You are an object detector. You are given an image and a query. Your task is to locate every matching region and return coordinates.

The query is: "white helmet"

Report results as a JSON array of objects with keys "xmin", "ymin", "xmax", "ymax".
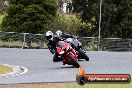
[
  {"xmin": 46, "ymin": 31, "xmax": 53, "ymax": 40},
  {"xmin": 56, "ymin": 30, "xmax": 62, "ymax": 37}
]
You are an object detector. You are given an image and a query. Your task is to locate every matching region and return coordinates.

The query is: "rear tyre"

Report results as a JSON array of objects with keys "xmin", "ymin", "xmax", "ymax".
[
  {"xmin": 68, "ymin": 54, "xmax": 80, "ymax": 68},
  {"xmin": 79, "ymin": 49, "xmax": 89, "ymax": 61}
]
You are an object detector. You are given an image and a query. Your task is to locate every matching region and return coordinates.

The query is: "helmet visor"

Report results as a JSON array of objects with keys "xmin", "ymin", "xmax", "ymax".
[{"xmin": 46, "ymin": 35, "xmax": 52, "ymax": 40}]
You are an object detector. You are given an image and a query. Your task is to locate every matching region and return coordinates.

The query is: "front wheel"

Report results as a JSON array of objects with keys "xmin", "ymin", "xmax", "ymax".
[
  {"xmin": 76, "ymin": 75, "xmax": 86, "ymax": 85},
  {"xmin": 68, "ymin": 54, "xmax": 80, "ymax": 68},
  {"xmin": 53, "ymin": 53, "xmax": 62, "ymax": 62},
  {"xmin": 79, "ymin": 49, "xmax": 89, "ymax": 61}
]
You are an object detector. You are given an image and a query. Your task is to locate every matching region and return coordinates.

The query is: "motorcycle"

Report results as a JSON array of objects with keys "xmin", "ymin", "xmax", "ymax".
[
  {"xmin": 56, "ymin": 41, "xmax": 80, "ymax": 68},
  {"xmin": 64, "ymin": 37, "xmax": 89, "ymax": 61}
]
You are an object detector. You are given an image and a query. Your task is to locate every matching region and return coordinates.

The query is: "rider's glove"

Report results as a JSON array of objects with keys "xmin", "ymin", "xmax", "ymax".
[
  {"xmin": 50, "ymin": 49, "xmax": 55, "ymax": 54},
  {"xmin": 66, "ymin": 45, "xmax": 72, "ymax": 51}
]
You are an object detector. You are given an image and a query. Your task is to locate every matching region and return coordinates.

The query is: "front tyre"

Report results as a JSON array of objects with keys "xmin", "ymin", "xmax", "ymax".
[
  {"xmin": 68, "ymin": 54, "xmax": 80, "ymax": 68},
  {"xmin": 53, "ymin": 53, "xmax": 62, "ymax": 62},
  {"xmin": 76, "ymin": 75, "xmax": 86, "ymax": 85},
  {"xmin": 79, "ymin": 49, "xmax": 89, "ymax": 61}
]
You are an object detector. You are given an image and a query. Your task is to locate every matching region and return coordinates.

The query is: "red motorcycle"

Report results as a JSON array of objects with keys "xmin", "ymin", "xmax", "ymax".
[{"xmin": 56, "ymin": 41, "xmax": 80, "ymax": 68}]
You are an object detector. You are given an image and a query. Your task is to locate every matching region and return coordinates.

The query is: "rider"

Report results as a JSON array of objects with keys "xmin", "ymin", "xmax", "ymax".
[
  {"xmin": 56, "ymin": 30, "xmax": 86, "ymax": 53},
  {"xmin": 56, "ymin": 30, "xmax": 77, "ymax": 49},
  {"xmin": 56, "ymin": 30, "xmax": 74, "ymax": 40},
  {"xmin": 46, "ymin": 31, "xmax": 61, "ymax": 62},
  {"xmin": 46, "ymin": 30, "xmax": 77, "ymax": 62}
]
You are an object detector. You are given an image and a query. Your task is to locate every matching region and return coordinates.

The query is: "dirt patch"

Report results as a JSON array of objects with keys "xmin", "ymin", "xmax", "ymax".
[{"xmin": 0, "ymin": 65, "xmax": 13, "ymax": 74}]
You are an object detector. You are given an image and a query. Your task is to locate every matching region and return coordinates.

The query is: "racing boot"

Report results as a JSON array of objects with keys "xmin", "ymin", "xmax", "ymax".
[{"xmin": 63, "ymin": 60, "xmax": 66, "ymax": 65}]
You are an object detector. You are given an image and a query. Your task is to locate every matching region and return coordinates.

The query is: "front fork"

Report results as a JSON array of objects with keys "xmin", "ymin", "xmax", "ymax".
[{"xmin": 62, "ymin": 49, "xmax": 78, "ymax": 65}]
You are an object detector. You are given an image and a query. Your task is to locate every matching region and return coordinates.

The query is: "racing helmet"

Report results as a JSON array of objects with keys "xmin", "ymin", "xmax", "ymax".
[
  {"xmin": 56, "ymin": 30, "xmax": 62, "ymax": 37},
  {"xmin": 46, "ymin": 31, "xmax": 53, "ymax": 40}
]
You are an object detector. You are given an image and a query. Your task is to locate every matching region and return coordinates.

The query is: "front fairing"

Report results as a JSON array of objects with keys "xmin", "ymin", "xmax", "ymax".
[
  {"xmin": 56, "ymin": 41, "xmax": 78, "ymax": 64},
  {"xmin": 56, "ymin": 41, "xmax": 70, "ymax": 54},
  {"xmin": 65, "ymin": 49, "xmax": 78, "ymax": 63}
]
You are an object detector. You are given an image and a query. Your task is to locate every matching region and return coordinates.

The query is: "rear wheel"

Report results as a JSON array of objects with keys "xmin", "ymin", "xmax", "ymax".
[
  {"xmin": 79, "ymin": 49, "xmax": 89, "ymax": 61},
  {"xmin": 68, "ymin": 54, "xmax": 80, "ymax": 68}
]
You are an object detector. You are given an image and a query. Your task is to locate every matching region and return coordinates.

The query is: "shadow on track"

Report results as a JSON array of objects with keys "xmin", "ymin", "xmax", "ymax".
[{"xmin": 47, "ymin": 65, "xmax": 77, "ymax": 70}]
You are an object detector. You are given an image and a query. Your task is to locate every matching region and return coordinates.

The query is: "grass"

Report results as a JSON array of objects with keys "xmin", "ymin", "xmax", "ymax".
[
  {"xmin": 0, "ymin": 64, "xmax": 13, "ymax": 74},
  {"xmin": 0, "ymin": 83, "xmax": 132, "ymax": 88},
  {"xmin": 67, "ymin": 83, "xmax": 132, "ymax": 88},
  {"xmin": 0, "ymin": 41, "xmax": 24, "ymax": 47},
  {"xmin": 59, "ymin": 13, "xmax": 79, "ymax": 19},
  {"xmin": 0, "ymin": 41, "xmax": 48, "ymax": 48}
]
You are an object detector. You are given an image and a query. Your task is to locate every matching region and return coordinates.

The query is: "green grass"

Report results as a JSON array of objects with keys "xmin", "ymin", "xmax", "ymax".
[
  {"xmin": 0, "ymin": 41, "xmax": 24, "ymax": 46},
  {"xmin": 4, "ymin": 83, "xmax": 132, "ymax": 88},
  {"xmin": 0, "ymin": 41, "xmax": 48, "ymax": 48},
  {"xmin": 67, "ymin": 83, "xmax": 132, "ymax": 88},
  {"xmin": 0, "ymin": 65, "xmax": 13, "ymax": 74}
]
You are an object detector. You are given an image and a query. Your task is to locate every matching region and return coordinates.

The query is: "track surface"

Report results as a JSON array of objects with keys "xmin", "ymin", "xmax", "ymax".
[{"xmin": 0, "ymin": 48, "xmax": 132, "ymax": 84}]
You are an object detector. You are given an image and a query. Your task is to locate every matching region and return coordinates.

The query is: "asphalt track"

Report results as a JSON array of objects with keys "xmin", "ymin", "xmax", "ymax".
[{"xmin": 0, "ymin": 48, "xmax": 132, "ymax": 84}]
